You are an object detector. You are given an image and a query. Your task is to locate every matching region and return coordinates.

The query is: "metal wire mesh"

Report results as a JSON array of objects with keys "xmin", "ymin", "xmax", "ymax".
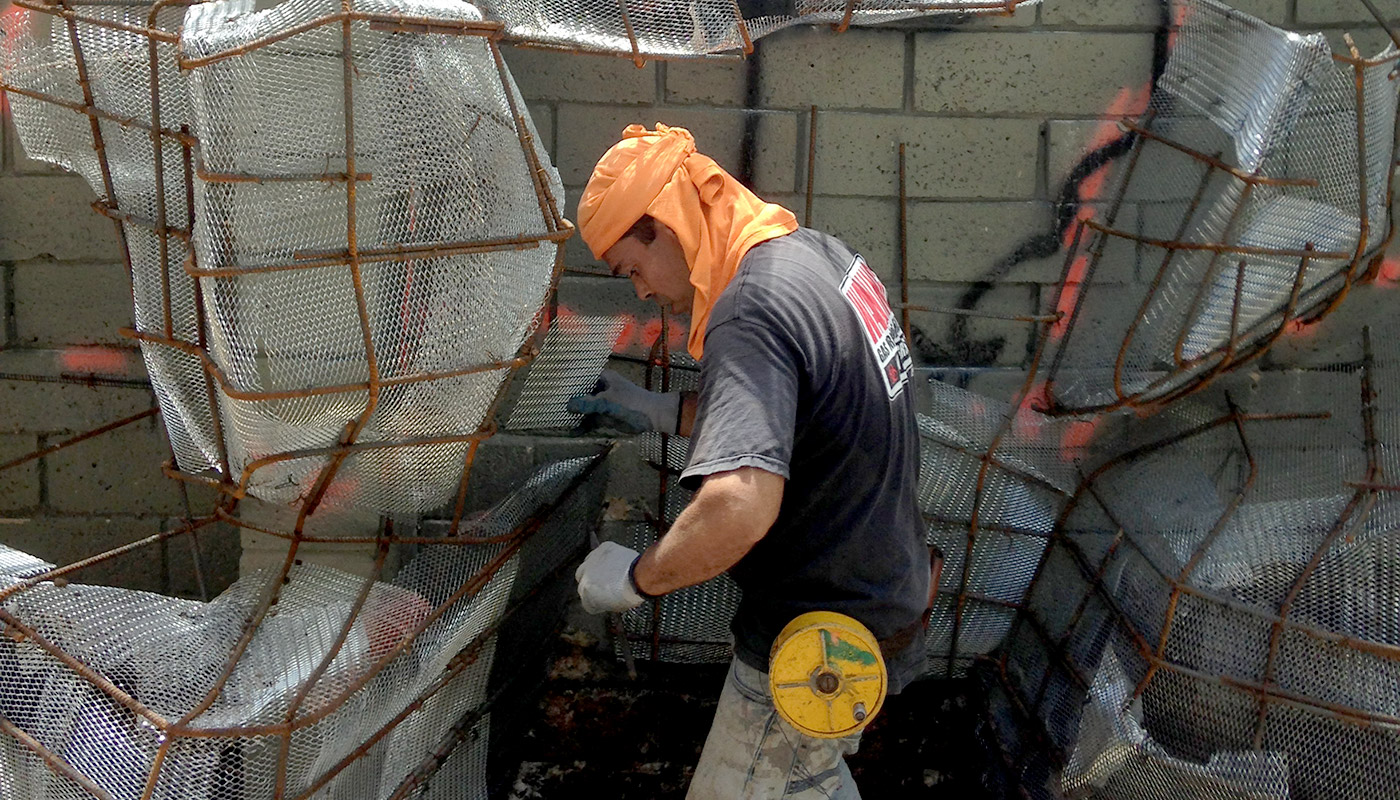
[
  {"xmin": 178, "ymin": 0, "xmax": 567, "ymax": 516},
  {"xmin": 997, "ymin": 318, "xmax": 1400, "ymax": 799},
  {"xmin": 0, "ymin": 451, "xmax": 607, "ymax": 800},
  {"xmin": 492, "ymin": 0, "xmax": 1038, "ymax": 62},
  {"xmin": 918, "ymin": 377, "xmax": 1080, "ymax": 678},
  {"xmin": 1043, "ymin": 0, "xmax": 1400, "ymax": 415},
  {"xmin": 1, "ymin": 0, "xmax": 572, "ymax": 522},
  {"xmin": 1, "ymin": 0, "xmax": 221, "ymax": 483},
  {"xmin": 504, "ymin": 314, "xmax": 628, "ymax": 432}
]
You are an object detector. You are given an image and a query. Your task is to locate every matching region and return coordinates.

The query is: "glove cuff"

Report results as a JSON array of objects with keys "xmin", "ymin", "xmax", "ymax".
[{"xmin": 627, "ymin": 556, "xmax": 663, "ymax": 599}]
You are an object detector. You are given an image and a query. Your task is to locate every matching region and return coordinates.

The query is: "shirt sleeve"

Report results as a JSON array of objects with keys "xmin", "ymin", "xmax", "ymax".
[{"xmin": 679, "ymin": 317, "xmax": 799, "ymax": 491}]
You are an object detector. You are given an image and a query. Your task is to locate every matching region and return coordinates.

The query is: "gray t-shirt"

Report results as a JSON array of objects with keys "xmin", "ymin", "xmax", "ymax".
[{"xmin": 680, "ymin": 228, "xmax": 928, "ymax": 692}]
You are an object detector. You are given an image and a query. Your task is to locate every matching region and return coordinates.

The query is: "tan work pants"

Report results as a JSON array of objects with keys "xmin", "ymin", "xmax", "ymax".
[{"xmin": 686, "ymin": 658, "xmax": 862, "ymax": 799}]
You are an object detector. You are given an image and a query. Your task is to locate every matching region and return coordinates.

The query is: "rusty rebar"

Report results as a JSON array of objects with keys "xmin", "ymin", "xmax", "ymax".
[
  {"xmin": 805, "ymin": 105, "xmax": 817, "ymax": 227},
  {"xmin": 898, "ymin": 141, "xmax": 911, "ymax": 346},
  {"xmin": 0, "ymin": 407, "xmax": 157, "ymax": 474},
  {"xmin": 0, "ymin": 715, "xmax": 116, "ymax": 800}
]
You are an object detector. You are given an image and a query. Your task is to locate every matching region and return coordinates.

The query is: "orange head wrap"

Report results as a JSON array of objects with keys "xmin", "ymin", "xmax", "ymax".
[{"xmin": 576, "ymin": 124, "xmax": 798, "ymax": 360}]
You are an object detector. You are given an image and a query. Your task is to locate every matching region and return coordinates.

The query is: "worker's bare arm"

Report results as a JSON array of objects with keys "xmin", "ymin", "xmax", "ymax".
[
  {"xmin": 678, "ymin": 391, "xmax": 698, "ymax": 438},
  {"xmin": 631, "ymin": 466, "xmax": 783, "ymax": 596}
]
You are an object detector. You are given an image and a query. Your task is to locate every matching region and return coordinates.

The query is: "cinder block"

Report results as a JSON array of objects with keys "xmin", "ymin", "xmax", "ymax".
[
  {"xmin": 905, "ymin": 202, "xmax": 1054, "ymax": 284},
  {"xmin": 808, "ymin": 195, "xmax": 899, "ymax": 279},
  {"xmin": 554, "ymin": 273, "xmax": 658, "ymax": 320},
  {"xmin": 0, "ymin": 176, "xmax": 122, "ymax": 261},
  {"xmin": 1048, "ymin": 120, "xmax": 1210, "ymax": 206},
  {"xmin": 914, "ymin": 32, "xmax": 1154, "ymax": 116},
  {"xmin": 46, "ymin": 421, "xmax": 194, "ymax": 515},
  {"xmin": 0, "ymin": 380, "xmax": 153, "ymax": 434},
  {"xmin": 554, "ymin": 104, "xmax": 798, "ymax": 194},
  {"xmin": 502, "ymin": 46, "xmax": 656, "ymax": 105},
  {"xmin": 906, "ymin": 281, "xmax": 1038, "ymax": 368},
  {"xmin": 526, "ymin": 101, "xmax": 556, "ymax": 163},
  {"xmin": 458, "ymin": 435, "xmax": 536, "ymax": 514},
  {"xmin": 986, "ymin": 202, "xmax": 1141, "ymax": 286},
  {"xmin": 12, "ymin": 258, "xmax": 133, "ymax": 346},
  {"xmin": 755, "ymin": 27, "xmax": 904, "ymax": 111},
  {"xmin": 601, "ymin": 439, "xmax": 662, "ymax": 522},
  {"xmin": 813, "ymin": 113, "xmax": 1039, "ymax": 199},
  {"xmin": 0, "ymin": 514, "xmax": 168, "ymax": 592},
  {"xmin": 1315, "ymin": 28, "xmax": 1398, "ymax": 58},
  {"xmin": 666, "ymin": 59, "xmax": 748, "ymax": 107},
  {"xmin": 1298, "ymin": 0, "xmax": 1400, "ymax": 25},
  {"xmin": 917, "ymin": 5, "xmax": 1037, "ymax": 29},
  {"xmin": 1264, "ymin": 282, "xmax": 1395, "ymax": 369},
  {"xmin": 1043, "ymin": 0, "xmax": 1288, "ymax": 26},
  {"xmin": 960, "ymin": 367, "xmax": 1039, "ymax": 406},
  {"xmin": 0, "ymin": 434, "xmax": 41, "ymax": 511}
]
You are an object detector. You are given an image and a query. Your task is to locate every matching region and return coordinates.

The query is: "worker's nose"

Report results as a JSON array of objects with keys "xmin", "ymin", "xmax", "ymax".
[{"xmin": 631, "ymin": 279, "xmax": 651, "ymax": 302}]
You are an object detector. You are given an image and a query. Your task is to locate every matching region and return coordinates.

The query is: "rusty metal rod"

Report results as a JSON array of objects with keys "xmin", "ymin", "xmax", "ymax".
[
  {"xmin": 0, "ymin": 84, "xmax": 196, "ymax": 145},
  {"xmin": 90, "ymin": 200, "xmax": 191, "ymax": 241},
  {"xmin": 895, "ymin": 302, "xmax": 1061, "ymax": 324},
  {"xmin": 178, "ymin": 12, "xmax": 504, "ymax": 67},
  {"xmin": 121, "ymin": 327, "xmax": 530, "ymax": 401},
  {"xmin": 1119, "ymin": 118, "xmax": 1320, "ymax": 187},
  {"xmin": 0, "ymin": 408, "xmax": 157, "ymax": 474},
  {"xmin": 15, "ymin": 0, "xmax": 179, "ymax": 40},
  {"xmin": 0, "ymin": 715, "xmax": 116, "ymax": 800}
]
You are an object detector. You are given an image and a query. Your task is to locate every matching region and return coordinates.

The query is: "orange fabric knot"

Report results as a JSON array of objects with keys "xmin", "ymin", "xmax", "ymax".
[{"xmin": 576, "ymin": 123, "xmax": 798, "ymax": 359}]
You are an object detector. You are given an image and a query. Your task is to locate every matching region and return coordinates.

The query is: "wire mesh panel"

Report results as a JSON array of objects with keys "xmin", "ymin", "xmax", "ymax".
[
  {"xmin": 1000, "ymin": 321, "xmax": 1400, "ymax": 800},
  {"xmin": 0, "ymin": 451, "xmax": 607, "ymax": 800},
  {"xmin": 173, "ymin": 0, "xmax": 569, "ymax": 516},
  {"xmin": 504, "ymin": 314, "xmax": 628, "ymax": 432},
  {"xmin": 1043, "ymin": 0, "xmax": 1400, "ymax": 415},
  {"xmin": 490, "ymin": 0, "xmax": 1038, "ymax": 61},
  {"xmin": 0, "ymin": 0, "xmax": 224, "ymax": 481},
  {"xmin": 918, "ymin": 377, "xmax": 1080, "ymax": 678}
]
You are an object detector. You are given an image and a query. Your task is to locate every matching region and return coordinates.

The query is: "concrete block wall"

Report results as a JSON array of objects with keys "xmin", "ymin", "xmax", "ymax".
[{"xmin": 1, "ymin": 1, "xmax": 1398, "ymax": 595}]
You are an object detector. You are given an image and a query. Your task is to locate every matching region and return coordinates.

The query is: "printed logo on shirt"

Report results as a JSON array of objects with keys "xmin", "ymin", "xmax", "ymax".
[{"xmin": 839, "ymin": 254, "xmax": 912, "ymax": 401}]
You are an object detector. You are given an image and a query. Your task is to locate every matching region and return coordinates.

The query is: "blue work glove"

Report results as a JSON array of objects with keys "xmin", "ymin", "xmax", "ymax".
[
  {"xmin": 567, "ymin": 369, "xmax": 681, "ymax": 435},
  {"xmin": 575, "ymin": 541, "xmax": 649, "ymax": 614}
]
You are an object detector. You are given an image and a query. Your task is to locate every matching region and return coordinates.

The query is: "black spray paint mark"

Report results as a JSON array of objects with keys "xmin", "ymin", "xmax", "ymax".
[{"xmin": 914, "ymin": 0, "xmax": 1176, "ymax": 367}]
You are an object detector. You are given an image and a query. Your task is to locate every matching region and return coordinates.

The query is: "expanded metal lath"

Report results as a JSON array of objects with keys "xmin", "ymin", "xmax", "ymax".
[
  {"xmin": 1043, "ymin": 0, "xmax": 1400, "ymax": 415},
  {"xmin": 0, "ymin": 452, "xmax": 607, "ymax": 800}
]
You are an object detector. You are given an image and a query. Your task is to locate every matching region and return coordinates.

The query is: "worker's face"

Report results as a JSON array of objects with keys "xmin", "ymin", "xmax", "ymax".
[{"xmin": 603, "ymin": 222, "xmax": 694, "ymax": 316}]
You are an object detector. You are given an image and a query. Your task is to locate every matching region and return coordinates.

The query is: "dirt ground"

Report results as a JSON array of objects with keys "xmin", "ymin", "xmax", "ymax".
[{"xmin": 493, "ymin": 631, "xmax": 1010, "ymax": 799}]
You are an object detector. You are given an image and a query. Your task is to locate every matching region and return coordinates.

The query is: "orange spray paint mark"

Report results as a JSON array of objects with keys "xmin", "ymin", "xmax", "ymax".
[
  {"xmin": 1059, "ymin": 418, "xmax": 1101, "ymax": 462},
  {"xmin": 60, "ymin": 346, "xmax": 128, "ymax": 374},
  {"xmin": 1284, "ymin": 317, "xmax": 1323, "ymax": 338},
  {"xmin": 1373, "ymin": 257, "xmax": 1400, "ymax": 289},
  {"xmin": 1018, "ymin": 381, "xmax": 1053, "ymax": 417}
]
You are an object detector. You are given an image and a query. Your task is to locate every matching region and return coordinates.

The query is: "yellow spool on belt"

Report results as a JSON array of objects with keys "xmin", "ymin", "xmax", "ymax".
[{"xmin": 768, "ymin": 611, "xmax": 887, "ymax": 739}]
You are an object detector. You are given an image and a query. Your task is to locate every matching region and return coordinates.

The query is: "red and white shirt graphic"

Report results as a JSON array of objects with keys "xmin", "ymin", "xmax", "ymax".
[{"xmin": 839, "ymin": 254, "xmax": 912, "ymax": 401}]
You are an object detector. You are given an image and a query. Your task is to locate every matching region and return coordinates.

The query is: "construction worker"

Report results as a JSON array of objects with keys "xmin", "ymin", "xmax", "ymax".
[{"xmin": 569, "ymin": 123, "xmax": 928, "ymax": 799}]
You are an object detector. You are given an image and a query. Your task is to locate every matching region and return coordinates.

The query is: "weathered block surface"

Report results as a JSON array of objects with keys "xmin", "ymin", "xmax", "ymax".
[
  {"xmin": 813, "ymin": 113, "xmax": 1039, "ymax": 199},
  {"xmin": 503, "ymin": 46, "xmax": 656, "ymax": 105},
  {"xmin": 0, "ymin": 176, "xmax": 122, "ymax": 262},
  {"xmin": 0, "ymin": 434, "xmax": 40, "ymax": 511},
  {"xmin": 915, "ymin": 32, "xmax": 1155, "ymax": 116},
  {"xmin": 756, "ymin": 27, "xmax": 905, "ymax": 111},
  {"xmin": 12, "ymin": 258, "xmax": 133, "ymax": 346}
]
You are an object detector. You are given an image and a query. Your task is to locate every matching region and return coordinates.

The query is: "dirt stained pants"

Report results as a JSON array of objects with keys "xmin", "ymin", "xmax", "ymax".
[{"xmin": 686, "ymin": 657, "xmax": 861, "ymax": 799}]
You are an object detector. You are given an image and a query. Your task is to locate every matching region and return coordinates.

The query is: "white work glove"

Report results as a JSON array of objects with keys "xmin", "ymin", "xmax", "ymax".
[
  {"xmin": 575, "ymin": 541, "xmax": 649, "ymax": 614},
  {"xmin": 567, "ymin": 369, "xmax": 681, "ymax": 435}
]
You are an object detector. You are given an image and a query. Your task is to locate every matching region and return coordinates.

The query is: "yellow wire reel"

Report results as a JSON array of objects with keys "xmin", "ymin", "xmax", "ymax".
[{"xmin": 768, "ymin": 611, "xmax": 887, "ymax": 738}]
